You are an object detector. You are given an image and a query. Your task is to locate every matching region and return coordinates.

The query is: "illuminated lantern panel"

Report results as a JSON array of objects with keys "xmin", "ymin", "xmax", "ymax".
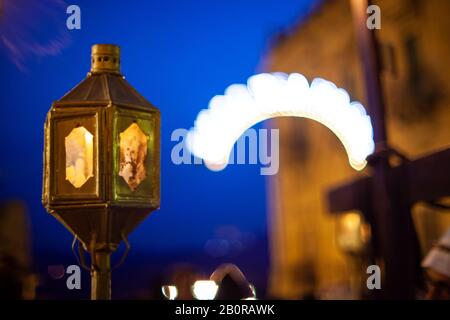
[
  {"xmin": 119, "ymin": 122, "xmax": 148, "ymax": 191},
  {"xmin": 65, "ymin": 126, "xmax": 94, "ymax": 188}
]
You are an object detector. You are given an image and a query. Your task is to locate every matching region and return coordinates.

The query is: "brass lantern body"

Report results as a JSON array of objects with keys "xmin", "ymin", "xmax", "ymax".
[{"xmin": 42, "ymin": 44, "xmax": 160, "ymax": 298}]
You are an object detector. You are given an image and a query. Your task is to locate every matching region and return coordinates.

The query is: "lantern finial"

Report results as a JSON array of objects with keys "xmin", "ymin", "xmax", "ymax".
[{"xmin": 91, "ymin": 44, "xmax": 120, "ymax": 74}]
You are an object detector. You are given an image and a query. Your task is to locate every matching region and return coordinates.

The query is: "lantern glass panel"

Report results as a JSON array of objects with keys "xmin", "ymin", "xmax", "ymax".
[
  {"xmin": 65, "ymin": 126, "xmax": 94, "ymax": 188},
  {"xmin": 119, "ymin": 122, "xmax": 148, "ymax": 191}
]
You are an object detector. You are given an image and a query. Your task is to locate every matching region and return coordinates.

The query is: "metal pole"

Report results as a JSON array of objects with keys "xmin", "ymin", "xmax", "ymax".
[
  {"xmin": 349, "ymin": 0, "xmax": 419, "ymax": 299},
  {"xmin": 91, "ymin": 251, "xmax": 112, "ymax": 300}
]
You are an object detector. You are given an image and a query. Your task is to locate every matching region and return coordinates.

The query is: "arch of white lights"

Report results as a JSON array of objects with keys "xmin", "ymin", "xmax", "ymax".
[{"xmin": 187, "ymin": 73, "xmax": 375, "ymax": 171}]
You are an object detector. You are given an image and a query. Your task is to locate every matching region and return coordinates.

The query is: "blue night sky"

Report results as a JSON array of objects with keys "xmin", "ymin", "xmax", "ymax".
[{"xmin": 0, "ymin": 0, "xmax": 318, "ymax": 261}]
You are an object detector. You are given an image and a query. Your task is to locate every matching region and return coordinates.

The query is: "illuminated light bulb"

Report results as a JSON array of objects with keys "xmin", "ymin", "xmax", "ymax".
[
  {"xmin": 187, "ymin": 73, "xmax": 375, "ymax": 171},
  {"xmin": 161, "ymin": 285, "xmax": 178, "ymax": 300},
  {"xmin": 191, "ymin": 280, "xmax": 219, "ymax": 300}
]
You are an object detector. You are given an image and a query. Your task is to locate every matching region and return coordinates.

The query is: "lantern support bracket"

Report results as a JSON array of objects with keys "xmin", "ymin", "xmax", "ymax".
[
  {"xmin": 112, "ymin": 233, "xmax": 131, "ymax": 271},
  {"xmin": 71, "ymin": 236, "xmax": 90, "ymax": 271}
]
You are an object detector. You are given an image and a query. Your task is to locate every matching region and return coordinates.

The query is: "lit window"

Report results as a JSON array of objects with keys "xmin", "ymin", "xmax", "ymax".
[{"xmin": 65, "ymin": 126, "xmax": 94, "ymax": 188}]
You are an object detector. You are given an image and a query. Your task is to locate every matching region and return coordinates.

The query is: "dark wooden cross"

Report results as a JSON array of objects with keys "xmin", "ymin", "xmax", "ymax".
[
  {"xmin": 326, "ymin": 0, "xmax": 450, "ymax": 299},
  {"xmin": 328, "ymin": 147, "xmax": 450, "ymax": 298}
]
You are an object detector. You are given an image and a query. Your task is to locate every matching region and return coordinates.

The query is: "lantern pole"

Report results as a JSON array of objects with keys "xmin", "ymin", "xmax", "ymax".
[{"xmin": 91, "ymin": 250, "xmax": 112, "ymax": 300}]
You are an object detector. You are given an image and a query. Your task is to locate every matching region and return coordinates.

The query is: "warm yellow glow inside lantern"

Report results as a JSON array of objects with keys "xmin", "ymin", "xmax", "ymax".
[
  {"xmin": 119, "ymin": 122, "xmax": 148, "ymax": 191},
  {"xmin": 65, "ymin": 126, "xmax": 94, "ymax": 188}
]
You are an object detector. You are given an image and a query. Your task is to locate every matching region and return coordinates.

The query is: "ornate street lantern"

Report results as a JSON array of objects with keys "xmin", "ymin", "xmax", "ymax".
[{"xmin": 42, "ymin": 44, "xmax": 160, "ymax": 299}]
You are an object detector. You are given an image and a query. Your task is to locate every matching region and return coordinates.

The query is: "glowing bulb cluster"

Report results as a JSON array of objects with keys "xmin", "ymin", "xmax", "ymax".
[{"xmin": 187, "ymin": 72, "xmax": 374, "ymax": 171}]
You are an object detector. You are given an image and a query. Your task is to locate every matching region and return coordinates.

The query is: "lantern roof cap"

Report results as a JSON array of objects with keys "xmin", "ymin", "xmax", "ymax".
[
  {"xmin": 55, "ymin": 72, "xmax": 158, "ymax": 111},
  {"xmin": 91, "ymin": 44, "xmax": 121, "ymax": 74}
]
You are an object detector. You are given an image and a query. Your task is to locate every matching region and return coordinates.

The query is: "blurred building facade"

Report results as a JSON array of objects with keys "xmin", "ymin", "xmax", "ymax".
[{"xmin": 264, "ymin": 0, "xmax": 450, "ymax": 299}]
